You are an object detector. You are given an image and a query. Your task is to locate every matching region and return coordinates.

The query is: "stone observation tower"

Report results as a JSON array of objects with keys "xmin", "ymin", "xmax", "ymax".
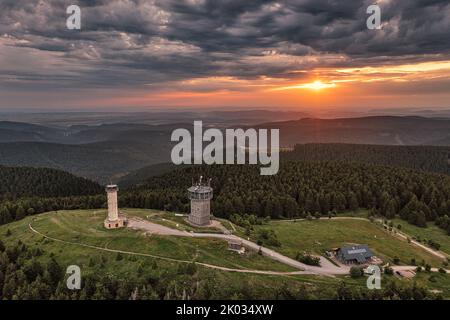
[
  {"xmin": 104, "ymin": 184, "xmax": 127, "ymax": 229},
  {"xmin": 188, "ymin": 176, "xmax": 213, "ymax": 226}
]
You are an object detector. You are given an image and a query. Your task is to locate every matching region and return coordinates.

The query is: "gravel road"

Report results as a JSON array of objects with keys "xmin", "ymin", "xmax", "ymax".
[{"xmin": 128, "ymin": 218, "xmax": 350, "ymax": 275}]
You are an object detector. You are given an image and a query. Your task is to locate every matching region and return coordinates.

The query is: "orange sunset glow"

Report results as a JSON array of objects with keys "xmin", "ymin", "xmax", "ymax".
[
  {"xmin": 0, "ymin": 0, "xmax": 449, "ymax": 113},
  {"xmin": 83, "ymin": 59, "xmax": 450, "ymax": 111}
]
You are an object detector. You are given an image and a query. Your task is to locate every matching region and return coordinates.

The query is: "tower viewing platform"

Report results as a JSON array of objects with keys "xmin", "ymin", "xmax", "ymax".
[
  {"xmin": 188, "ymin": 177, "xmax": 213, "ymax": 226},
  {"xmin": 104, "ymin": 184, "xmax": 127, "ymax": 229}
]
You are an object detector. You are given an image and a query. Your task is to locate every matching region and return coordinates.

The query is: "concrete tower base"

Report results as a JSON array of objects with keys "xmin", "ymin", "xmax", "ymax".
[
  {"xmin": 188, "ymin": 199, "xmax": 211, "ymax": 226},
  {"xmin": 104, "ymin": 215, "xmax": 127, "ymax": 229},
  {"xmin": 188, "ymin": 177, "xmax": 213, "ymax": 227}
]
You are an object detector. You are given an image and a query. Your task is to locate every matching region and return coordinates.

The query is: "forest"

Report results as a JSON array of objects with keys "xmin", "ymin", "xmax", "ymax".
[
  {"xmin": 283, "ymin": 144, "xmax": 450, "ymax": 175},
  {"xmin": 117, "ymin": 143, "xmax": 450, "ymax": 186},
  {"xmin": 2, "ymin": 161, "xmax": 450, "ymax": 236},
  {"xmin": 125, "ymin": 161, "xmax": 450, "ymax": 234},
  {"xmin": 0, "ymin": 166, "xmax": 102, "ymax": 200},
  {"xmin": 0, "ymin": 166, "xmax": 103, "ymax": 225}
]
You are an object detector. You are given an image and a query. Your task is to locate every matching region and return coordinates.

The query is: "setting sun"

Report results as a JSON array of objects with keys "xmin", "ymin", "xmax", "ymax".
[
  {"xmin": 302, "ymin": 80, "xmax": 336, "ymax": 91},
  {"xmin": 272, "ymin": 80, "xmax": 337, "ymax": 92}
]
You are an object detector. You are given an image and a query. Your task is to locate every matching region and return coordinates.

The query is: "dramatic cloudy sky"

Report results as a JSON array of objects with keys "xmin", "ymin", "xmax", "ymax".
[{"xmin": 0, "ymin": 0, "xmax": 449, "ymax": 111}]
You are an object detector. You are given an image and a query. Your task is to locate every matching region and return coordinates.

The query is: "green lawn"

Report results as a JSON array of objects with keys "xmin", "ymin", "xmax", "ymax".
[
  {"xmin": 248, "ymin": 218, "xmax": 445, "ymax": 267},
  {"xmin": 1, "ymin": 209, "xmax": 294, "ymax": 272},
  {"xmin": 336, "ymin": 209, "xmax": 370, "ymax": 218},
  {"xmin": 413, "ymin": 272, "xmax": 450, "ymax": 298},
  {"xmin": 392, "ymin": 218, "xmax": 450, "ymax": 256},
  {"xmin": 1, "ymin": 209, "xmax": 450, "ymax": 299}
]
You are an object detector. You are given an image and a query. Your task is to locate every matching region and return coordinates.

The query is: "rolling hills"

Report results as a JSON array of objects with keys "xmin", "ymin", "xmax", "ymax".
[
  {"xmin": 2, "ymin": 115, "xmax": 450, "ymax": 184},
  {"xmin": 257, "ymin": 116, "xmax": 450, "ymax": 146},
  {"xmin": 0, "ymin": 140, "xmax": 172, "ymax": 183},
  {"xmin": 0, "ymin": 121, "xmax": 66, "ymax": 143}
]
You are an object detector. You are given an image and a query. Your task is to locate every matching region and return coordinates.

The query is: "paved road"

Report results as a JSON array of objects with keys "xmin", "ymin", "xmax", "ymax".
[{"xmin": 128, "ymin": 218, "xmax": 349, "ymax": 275}]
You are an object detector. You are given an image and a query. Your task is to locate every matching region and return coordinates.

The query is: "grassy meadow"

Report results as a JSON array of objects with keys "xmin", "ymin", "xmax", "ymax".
[
  {"xmin": 392, "ymin": 218, "xmax": 450, "ymax": 255},
  {"xmin": 247, "ymin": 218, "xmax": 445, "ymax": 267},
  {"xmin": 21, "ymin": 209, "xmax": 296, "ymax": 272},
  {"xmin": 1, "ymin": 209, "xmax": 450, "ymax": 299}
]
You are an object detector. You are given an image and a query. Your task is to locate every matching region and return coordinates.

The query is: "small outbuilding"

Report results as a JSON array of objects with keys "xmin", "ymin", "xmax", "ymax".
[
  {"xmin": 396, "ymin": 270, "xmax": 416, "ymax": 279},
  {"xmin": 336, "ymin": 244, "xmax": 374, "ymax": 265},
  {"xmin": 228, "ymin": 240, "xmax": 245, "ymax": 253}
]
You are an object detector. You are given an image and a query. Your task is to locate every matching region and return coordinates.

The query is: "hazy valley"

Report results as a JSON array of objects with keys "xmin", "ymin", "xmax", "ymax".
[{"xmin": 2, "ymin": 113, "xmax": 450, "ymax": 183}]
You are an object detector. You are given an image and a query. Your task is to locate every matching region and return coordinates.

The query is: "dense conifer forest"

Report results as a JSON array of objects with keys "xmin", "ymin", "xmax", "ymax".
[
  {"xmin": 2, "ymin": 160, "xmax": 450, "ymax": 235},
  {"xmin": 124, "ymin": 162, "xmax": 450, "ymax": 234},
  {"xmin": 118, "ymin": 144, "xmax": 450, "ymax": 186},
  {"xmin": 0, "ymin": 166, "xmax": 103, "ymax": 225},
  {"xmin": 283, "ymin": 144, "xmax": 450, "ymax": 175},
  {"xmin": 0, "ymin": 166, "xmax": 102, "ymax": 200}
]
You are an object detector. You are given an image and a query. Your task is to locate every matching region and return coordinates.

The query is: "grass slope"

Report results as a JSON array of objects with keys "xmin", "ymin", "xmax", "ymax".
[
  {"xmin": 247, "ymin": 218, "xmax": 445, "ymax": 267},
  {"xmin": 392, "ymin": 218, "xmax": 450, "ymax": 255},
  {"xmin": 3, "ymin": 209, "xmax": 293, "ymax": 272},
  {"xmin": 1, "ymin": 209, "xmax": 450, "ymax": 299}
]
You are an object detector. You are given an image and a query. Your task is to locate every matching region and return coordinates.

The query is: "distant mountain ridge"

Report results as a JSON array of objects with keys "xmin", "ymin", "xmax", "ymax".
[
  {"xmin": 0, "ymin": 141, "xmax": 172, "ymax": 184},
  {"xmin": 2, "ymin": 115, "xmax": 450, "ymax": 183},
  {"xmin": 256, "ymin": 116, "xmax": 450, "ymax": 146},
  {"xmin": 0, "ymin": 121, "xmax": 65, "ymax": 143},
  {"xmin": 0, "ymin": 110, "xmax": 310, "ymax": 127},
  {"xmin": 3, "ymin": 115, "xmax": 450, "ymax": 146}
]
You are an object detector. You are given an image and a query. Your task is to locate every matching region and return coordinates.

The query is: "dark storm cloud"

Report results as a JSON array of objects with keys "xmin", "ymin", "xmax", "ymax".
[{"xmin": 0, "ymin": 0, "xmax": 449, "ymax": 88}]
